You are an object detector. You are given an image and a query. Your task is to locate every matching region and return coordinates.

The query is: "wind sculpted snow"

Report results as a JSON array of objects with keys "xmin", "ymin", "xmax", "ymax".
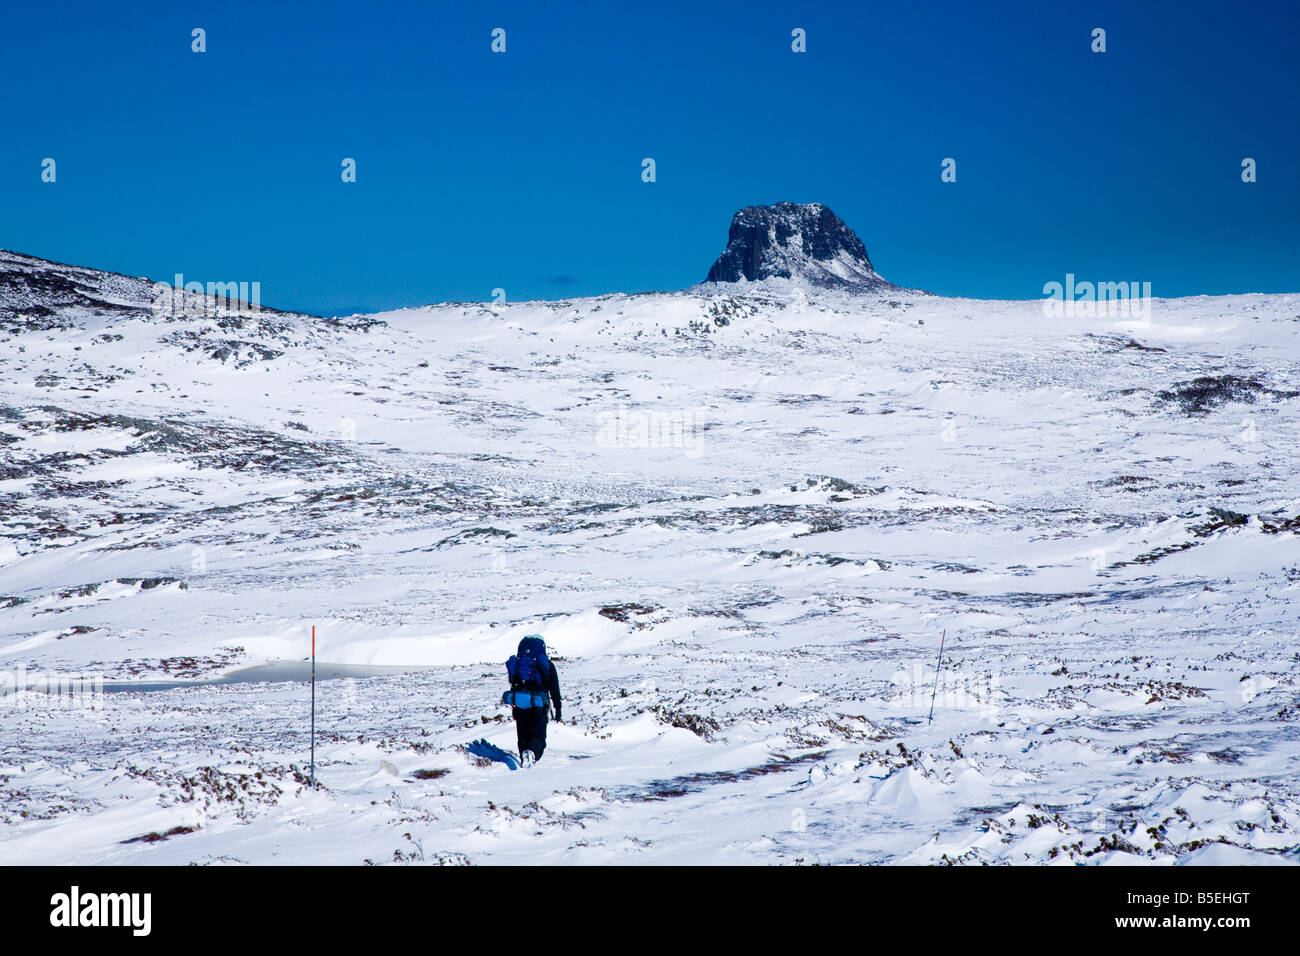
[{"xmin": 2, "ymin": 250, "xmax": 1299, "ymax": 864}]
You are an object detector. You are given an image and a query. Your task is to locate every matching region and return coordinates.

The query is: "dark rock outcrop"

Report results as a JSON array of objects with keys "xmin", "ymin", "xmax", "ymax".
[{"xmin": 703, "ymin": 202, "xmax": 891, "ymax": 290}]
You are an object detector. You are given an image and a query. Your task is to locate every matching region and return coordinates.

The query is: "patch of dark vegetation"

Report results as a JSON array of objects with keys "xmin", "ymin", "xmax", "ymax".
[
  {"xmin": 58, "ymin": 583, "xmax": 99, "ymax": 599},
  {"xmin": 1260, "ymin": 514, "xmax": 1300, "ymax": 534},
  {"xmin": 1207, "ymin": 748, "xmax": 1243, "ymax": 764},
  {"xmin": 598, "ymin": 603, "xmax": 658, "ymax": 624},
  {"xmin": 613, "ymin": 750, "xmax": 830, "ymax": 802},
  {"xmin": 49, "ymin": 625, "xmax": 98, "ymax": 639},
  {"xmin": 1119, "ymin": 542, "xmax": 1197, "ymax": 567},
  {"xmin": 162, "ymin": 331, "xmax": 284, "ymax": 366},
  {"xmin": 1093, "ymin": 475, "xmax": 1157, "ymax": 490},
  {"xmin": 705, "ymin": 296, "xmax": 758, "ymax": 326},
  {"xmin": 1088, "ymin": 333, "xmax": 1167, "ymax": 353},
  {"xmin": 54, "ymin": 578, "xmax": 185, "ymax": 599},
  {"xmin": 648, "ymin": 706, "xmax": 722, "ymax": 740},
  {"xmin": 1140, "ymin": 679, "xmax": 1207, "ymax": 704},
  {"xmin": 119, "ymin": 647, "xmax": 244, "ymax": 679},
  {"xmin": 434, "ymin": 527, "xmax": 516, "ymax": 548},
  {"xmin": 121, "ymin": 825, "xmax": 197, "ymax": 845},
  {"xmin": 793, "ymin": 516, "xmax": 845, "ymax": 535},
  {"xmin": 789, "ymin": 475, "xmax": 881, "ymax": 496},
  {"xmin": 1155, "ymin": 375, "xmax": 1299, "ymax": 415},
  {"xmin": 319, "ymin": 313, "xmax": 386, "ymax": 332},
  {"xmin": 1115, "ymin": 506, "xmax": 1298, "ymax": 567},
  {"xmin": 1192, "ymin": 507, "xmax": 1250, "ymax": 537},
  {"xmin": 0, "ymin": 258, "xmax": 151, "ymax": 333},
  {"xmin": 1120, "ymin": 339, "xmax": 1165, "ymax": 352},
  {"xmin": 411, "ymin": 768, "xmax": 451, "ymax": 780},
  {"xmin": 988, "ymin": 591, "xmax": 1096, "ymax": 607},
  {"xmin": 686, "ymin": 605, "xmax": 744, "ymax": 619},
  {"xmin": 753, "ymin": 549, "xmax": 883, "ymax": 569},
  {"xmin": 23, "ymin": 406, "xmax": 349, "ymax": 481},
  {"xmin": 118, "ymin": 576, "xmax": 187, "ymax": 591},
  {"xmin": 570, "ymin": 502, "xmax": 625, "ymax": 516}
]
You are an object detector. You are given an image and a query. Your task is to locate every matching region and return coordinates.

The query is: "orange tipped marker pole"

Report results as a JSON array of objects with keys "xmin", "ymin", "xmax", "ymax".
[{"xmin": 310, "ymin": 625, "xmax": 316, "ymax": 789}]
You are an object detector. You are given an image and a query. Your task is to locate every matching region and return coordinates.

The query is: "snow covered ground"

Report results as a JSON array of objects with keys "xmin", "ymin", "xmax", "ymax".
[{"xmin": 2, "ymin": 249, "xmax": 1299, "ymax": 864}]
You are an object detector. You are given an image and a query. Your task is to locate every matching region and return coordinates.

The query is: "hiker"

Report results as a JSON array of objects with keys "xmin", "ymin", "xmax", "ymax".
[{"xmin": 503, "ymin": 635, "xmax": 562, "ymax": 767}]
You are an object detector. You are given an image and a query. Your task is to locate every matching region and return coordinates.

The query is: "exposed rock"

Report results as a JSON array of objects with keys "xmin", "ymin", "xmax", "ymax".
[{"xmin": 703, "ymin": 202, "xmax": 892, "ymax": 291}]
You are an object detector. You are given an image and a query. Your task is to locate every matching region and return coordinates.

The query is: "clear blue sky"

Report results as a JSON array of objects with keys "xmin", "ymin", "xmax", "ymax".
[{"xmin": 3, "ymin": 0, "xmax": 1297, "ymax": 315}]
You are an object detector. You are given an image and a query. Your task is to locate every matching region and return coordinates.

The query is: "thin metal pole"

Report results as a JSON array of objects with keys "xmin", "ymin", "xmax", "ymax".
[
  {"xmin": 310, "ymin": 625, "xmax": 316, "ymax": 789},
  {"xmin": 927, "ymin": 630, "xmax": 946, "ymax": 724}
]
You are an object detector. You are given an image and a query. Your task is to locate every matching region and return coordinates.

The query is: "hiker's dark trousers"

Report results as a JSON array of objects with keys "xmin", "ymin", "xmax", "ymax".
[{"xmin": 513, "ymin": 706, "xmax": 549, "ymax": 761}]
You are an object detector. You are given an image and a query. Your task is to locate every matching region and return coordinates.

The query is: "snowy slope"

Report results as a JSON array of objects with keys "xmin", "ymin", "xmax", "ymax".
[{"xmin": 2, "ymin": 247, "xmax": 1299, "ymax": 865}]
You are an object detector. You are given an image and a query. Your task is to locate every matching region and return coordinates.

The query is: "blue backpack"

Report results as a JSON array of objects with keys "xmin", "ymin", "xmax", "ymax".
[{"xmin": 504, "ymin": 636, "xmax": 550, "ymax": 708}]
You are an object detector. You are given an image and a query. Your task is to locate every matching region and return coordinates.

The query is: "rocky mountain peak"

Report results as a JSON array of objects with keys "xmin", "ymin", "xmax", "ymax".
[{"xmin": 703, "ymin": 202, "xmax": 889, "ymax": 291}]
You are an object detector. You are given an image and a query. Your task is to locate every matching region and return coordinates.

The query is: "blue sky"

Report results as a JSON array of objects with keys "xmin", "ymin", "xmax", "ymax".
[{"xmin": 3, "ymin": 0, "xmax": 1297, "ymax": 315}]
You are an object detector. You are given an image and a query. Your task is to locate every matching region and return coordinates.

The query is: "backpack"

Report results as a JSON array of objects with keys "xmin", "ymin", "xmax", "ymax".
[{"xmin": 506, "ymin": 635, "xmax": 550, "ymax": 689}]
